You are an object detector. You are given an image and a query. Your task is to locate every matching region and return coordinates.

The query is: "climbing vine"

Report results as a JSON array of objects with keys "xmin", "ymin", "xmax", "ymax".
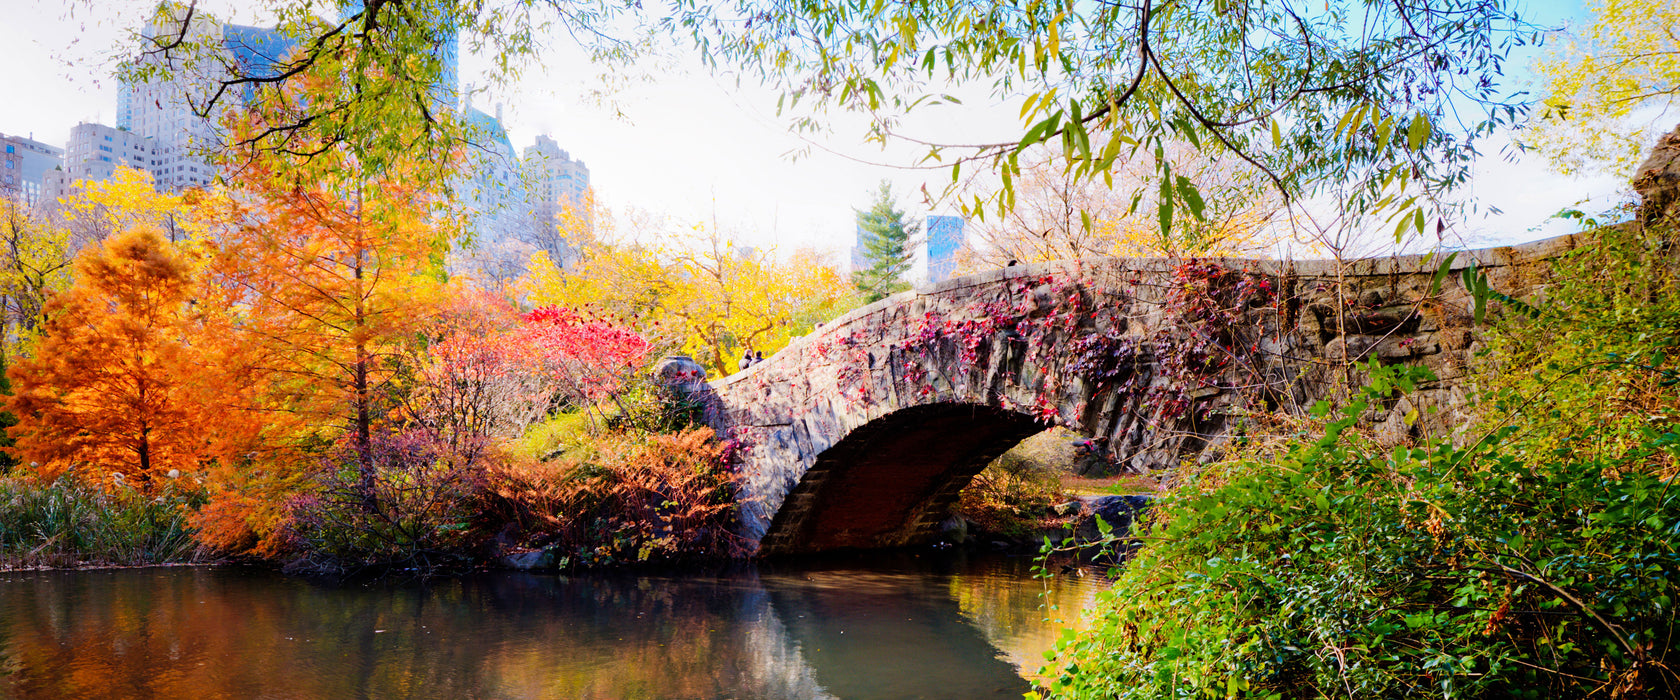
[{"xmin": 793, "ymin": 261, "xmax": 1283, "ymax": 473}]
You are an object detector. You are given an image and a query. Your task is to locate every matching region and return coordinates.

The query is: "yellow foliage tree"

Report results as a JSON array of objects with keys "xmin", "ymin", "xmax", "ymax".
[
  {"xmin": 0, "ymin": 197, "xmax": 75, "ymax": 356},
  {"xmin": 521, "ymin": 209, "xmax": 858, "ymax": 377},
  {"xmin": 61, "ymin": 166, "xmax": 196, "ymax": 248},
  {"xmin": 1526, "ymin": 0, "xmax": 1680, "ymax": 176}
]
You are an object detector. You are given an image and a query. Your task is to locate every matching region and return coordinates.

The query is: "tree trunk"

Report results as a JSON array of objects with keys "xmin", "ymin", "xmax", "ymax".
[{"xmin": 353, "ymin": 184, "xmax": 376, "ymax": 507}]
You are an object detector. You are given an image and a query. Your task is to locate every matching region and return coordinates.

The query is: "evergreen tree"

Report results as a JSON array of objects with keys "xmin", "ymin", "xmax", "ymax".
[{"xmin": 851, "ymin": 181, "xmax": 920, "ymax": 303}]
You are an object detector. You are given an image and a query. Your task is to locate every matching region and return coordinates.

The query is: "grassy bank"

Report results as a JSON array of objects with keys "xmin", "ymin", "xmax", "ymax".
[{"xmin": 0, "ymin": 476, "xmax": 210, "ymax": 569}]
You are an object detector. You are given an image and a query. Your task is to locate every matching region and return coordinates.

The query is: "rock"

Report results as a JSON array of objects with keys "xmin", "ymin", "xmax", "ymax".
[
  {"xmin": 1633, "ymin": 122, "xmax": 1680, "ymax": 224},
  {"xmin": 1051, "ymin": 500, "xmax": 1083, "ymax": 517},
  {"xmin": 1376, "ymin": 397, "xmax": 1417, "ymax": 447},
  {"xmin": 939, "ymin": 514, "xmax": 968, "ymax": 544},
  {"xmin": 1073, "ymin": 495, "xmax": 1151, "ymax": 542},
  {"xmin": 1375, "ymin": 337, "xmax": 1441, "ymax": 362},
  {"xmin": 653, "ymin": 355, "xmax": 708, "ymax": 395},
  {"xmin": 1323, "ymin": 335, "xmax": 1378, "ymax": 362},
  {"xmin": 498, "ymin": 548, "xmax": 557, "ymax": 571}
]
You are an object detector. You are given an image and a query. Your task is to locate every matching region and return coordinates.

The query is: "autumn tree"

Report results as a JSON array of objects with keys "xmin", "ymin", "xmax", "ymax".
[
  {"xmin": 189, "ymin": 159, "xmax": 448, "ymax": 550},
  {"xmin": 6, "ymin": 226, "xmax": 207, "ymax": 492},
  {"xmin": 852, "ymin": 181, "xmax": 919, "ymax": 302},
  {"xmin": 1526, "ymin": 0, "xmax": 1680, "ymax": 176},
  {"xmin": 522, "ymin": 213, "xmax": 857, "ymax": 377},
  {"xmin": 61, "ymin": 166, "xmax": 194, "ymax": 249},
  {"xmin": 0, "ymin": 196, "xmax": 75, "ymax": 357},
  {"xmin": 396, "ymin": 289, "xmax": 648, "ymax": 461}
]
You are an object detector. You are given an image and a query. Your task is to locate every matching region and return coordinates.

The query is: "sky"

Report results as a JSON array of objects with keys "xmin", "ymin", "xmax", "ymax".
[{"xmin": 0, "ymin": 0, "xmax": 1644, "ymax": 262}]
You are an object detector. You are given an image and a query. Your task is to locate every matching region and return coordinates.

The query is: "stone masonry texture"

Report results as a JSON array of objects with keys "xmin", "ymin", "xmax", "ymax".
[{"xmin": 677, "ymin": 233, "xmax": 1593, "ymax": 555}]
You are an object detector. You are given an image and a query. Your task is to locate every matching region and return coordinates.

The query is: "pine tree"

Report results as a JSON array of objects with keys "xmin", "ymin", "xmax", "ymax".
[{"xmin": 851, "ymin": 181, "xmax": 920, "ymax": 303}]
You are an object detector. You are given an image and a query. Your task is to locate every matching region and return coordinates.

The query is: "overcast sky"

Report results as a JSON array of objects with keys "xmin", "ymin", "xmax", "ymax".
[{"xmin": 0, "ymin": 0, "xmax": 1639, "ymax": 261}]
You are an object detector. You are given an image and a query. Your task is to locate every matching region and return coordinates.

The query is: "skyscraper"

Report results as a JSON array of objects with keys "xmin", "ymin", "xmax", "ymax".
[
  {"xmin": 449, "ymin": 103, "xmax": 592, "ymax": 283},
  {"xmin": 0, "ymin": 133, "xmax": 65, "ymax": 206},
  {"xmin": 458, "ymin": 103, "xmax": 524, "ymax": 246},
  {"xmin": 925, "ymin": 215, "xmax": 967, "ymax": 283},
  {"xmin": 118, "ymin": 3, "xmax": 223, "ymax": 193},
  {"xmin": 117, "ymin": 3, "xmax": 299, "ymax": 193},
  {"xmin": 521, "ymin": 134, "xmax": 591, "ymax": 264}
]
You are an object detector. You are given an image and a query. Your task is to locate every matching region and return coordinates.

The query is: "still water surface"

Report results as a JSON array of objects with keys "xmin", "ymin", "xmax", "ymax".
[{"xmin": 0, "ymin": 551, "xmax": 1100, "ymax": 699}]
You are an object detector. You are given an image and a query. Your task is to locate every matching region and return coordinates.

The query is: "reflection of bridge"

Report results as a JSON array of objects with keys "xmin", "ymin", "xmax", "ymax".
[
  {"xmin": 3, "ymin": 559, "xmax": 1038, "ymax": 699},
  {"xmin": 678, "ymin": 235, "xmax": 1585, "ymax": 555}
]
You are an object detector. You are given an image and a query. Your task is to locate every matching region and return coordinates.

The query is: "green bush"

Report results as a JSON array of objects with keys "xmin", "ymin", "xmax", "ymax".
[
  {"xmin": 0, "ymin": 475, "xmax": 207, "ymax": 568},
  {"xmin": 1040, "ymin": 365, "xmax": 1680, "ymax": 698},
  {"xmin": 1042, "ymin": 224, "xmax": 1680, "ymax": 698}
]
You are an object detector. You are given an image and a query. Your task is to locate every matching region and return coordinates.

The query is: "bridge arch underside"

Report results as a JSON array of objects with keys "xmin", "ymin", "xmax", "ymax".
[{"xmin": 756, "ymin": 402, "xmax": 1052, "ymax": 556}]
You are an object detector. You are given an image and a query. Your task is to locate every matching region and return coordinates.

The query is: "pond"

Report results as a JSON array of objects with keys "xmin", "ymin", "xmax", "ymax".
[{"xmin": 0, "ymin": 550, "xmax": 1102, "ymax": 699}]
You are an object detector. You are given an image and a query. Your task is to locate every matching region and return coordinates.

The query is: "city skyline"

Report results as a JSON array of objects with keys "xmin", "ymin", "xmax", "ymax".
[{"xmin": 3, "ymin": 0, "xmax": 594, "ymax": 282}]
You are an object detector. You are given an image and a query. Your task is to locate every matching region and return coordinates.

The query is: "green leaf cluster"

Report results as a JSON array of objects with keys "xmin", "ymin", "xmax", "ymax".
[{"xmin": 678, "ymin": 0, "xmax": 1535, "ymax": 242}]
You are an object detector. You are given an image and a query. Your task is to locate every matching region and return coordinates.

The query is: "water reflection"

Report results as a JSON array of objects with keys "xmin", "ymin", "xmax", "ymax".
[{"xmin": 0, "ymin": 552, "xmax": 1098, "ymax": 699}]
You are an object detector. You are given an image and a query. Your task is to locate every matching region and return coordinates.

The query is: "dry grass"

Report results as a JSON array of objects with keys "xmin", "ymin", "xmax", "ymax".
[{"xmin": 483, "ymin": 426, "xmax": 748, "ymax": 564}]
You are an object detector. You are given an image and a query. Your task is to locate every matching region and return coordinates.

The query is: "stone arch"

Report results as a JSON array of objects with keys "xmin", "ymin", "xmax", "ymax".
[
  {"xmin": 693, "ymin": 234, "xmax": 1584, "ymax": 555},
  {"xmin": 756, "ymin": 402, "xmax": 1047, "ymax": 554}
]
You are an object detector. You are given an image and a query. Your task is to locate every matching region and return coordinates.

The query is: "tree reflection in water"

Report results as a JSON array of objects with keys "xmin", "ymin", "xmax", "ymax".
[{"xmin": 0, "ymin": 553, "xmax": 1098, "ymax": 699}]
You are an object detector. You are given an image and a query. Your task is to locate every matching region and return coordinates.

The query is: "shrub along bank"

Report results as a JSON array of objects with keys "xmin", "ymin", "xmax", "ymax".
[
  {"xmin": 1038, "ymin": 223, "xmax": 1680, "ymax": 699},
  {"xmin": 0, "ymin": 385, "xmax": 744, "ymax": 575}
]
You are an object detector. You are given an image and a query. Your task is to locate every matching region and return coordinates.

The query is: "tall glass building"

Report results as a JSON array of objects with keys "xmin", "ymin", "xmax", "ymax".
[{"xmin": 925, "ymin": 215, "xmax": 967, "ymax": 283}]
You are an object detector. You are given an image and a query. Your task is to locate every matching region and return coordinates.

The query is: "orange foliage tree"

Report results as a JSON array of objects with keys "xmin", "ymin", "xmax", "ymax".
[
  {"xmin": 189, "ymin": 162, "xmax": 449, "ymax": 551},
  {"xmin": 6, "ymin": 226, "xmax": 209, "ymax": 492}
]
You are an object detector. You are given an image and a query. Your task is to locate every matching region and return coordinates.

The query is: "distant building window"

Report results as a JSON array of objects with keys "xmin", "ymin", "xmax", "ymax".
[
  {"xmin": 101, "ymin": 156, "xmax": 111, "ymax": 162},
  {"xmin": 4, "ymin": 145, "xmax": 12, "ymax": 154}
]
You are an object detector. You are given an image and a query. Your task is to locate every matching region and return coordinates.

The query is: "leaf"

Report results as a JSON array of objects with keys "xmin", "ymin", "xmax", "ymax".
[
  {"xmin": 1020, "ymin": 93, "xmax": 1042, "ymax": 120},
  {"xmin": 1429, "ymin": 251, "xmax": 1458, "ymax": 295},
  {"xmin": 1017, "ymin": 111, "xmax": 1062, "ymax": 152},
  {"xmin": 1175, "ymin": 175, "xmax": 1206, "ymax": 220},
  {"xmin": 1407, "ymin": 113, "xmax": 1432, "ymax": 151},
  {"xmin": 1157, "ymin": 177, "xmax": 1174, "ymax": 237}
]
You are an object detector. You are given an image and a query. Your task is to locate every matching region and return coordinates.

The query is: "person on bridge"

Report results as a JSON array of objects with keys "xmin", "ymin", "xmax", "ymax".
[
  {"xmin": 738, "ymin": 351, "xmax": 753, "ymax": 371},
  {"xmin": 754, "ymin": 351, "xmax": 764, "ymax": 365}
]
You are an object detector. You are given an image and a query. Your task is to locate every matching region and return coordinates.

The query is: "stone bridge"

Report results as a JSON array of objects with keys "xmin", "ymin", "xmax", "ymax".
[{"xmin": 667, "ymin": 234, "xmax": 1588, "ymax": 556}]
